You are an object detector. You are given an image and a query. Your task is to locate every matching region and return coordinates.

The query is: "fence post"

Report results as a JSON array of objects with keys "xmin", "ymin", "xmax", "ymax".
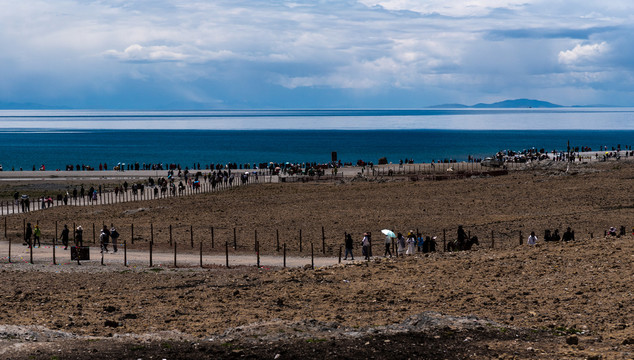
[
  {"xmin": 254, "ymin": 229, "xmax": 257, "ymax": 252},
  {"xmin": 283, "ymin": 243, "xmax": 287, "ymax": 268},
  {"xmin": 311, "ymin": 242, "xmax": 314, "ymax": 269},
  {"xmin": 322, "ymin": 226, "xmax": 325, "ymax": 254},
  {"xmin": 93, "ymin": 223, "xmax": 96, "ymax": 244},
  {"xmin": 131, "ymin": 223, "xmax": 134, "ymax": 244},
  {"xmin": 8, "ymin": 237, "xmax": 11, "ymax": 263},
  {"xmin": 443, "ymin": 229, "xmax": 447, "ymax": 252},
  {"xmin": 169, "ymin": 224, "xmax": 172, "ymax": 246},
  {"xmin": 233, "ymin": 227, "xmax": 237, "ymax": 250},
  {"xmin": 225, "ymin": 241, "xmax": 230, "ymax": 268},
  {"xmin": 519, "ymin": 231, "xmax": 523, "ymax": 245},
  {"xmin": 190, "ymin": 225, "xmax": 194, "ymax": 248},
  {"xmin": 124, "ymin": 240, "xmax": 127, "ymax": 267},
  {"xmin": 491, "ymin": 230, "xmax": 495, "ymax": 249},
  {"xmin": 52, "ymin": 238, "xmax": 56, "ymax": 265},
  {"xmin": 149, "ymin": 239, "xmax": 153, "ymax": 267},
  {"xmin": 276, "ymin": 229, "xmax": 280, "ymax": 252},
  {"xmin": 200, "ymin": 241, "xmax": 203, "ymax": 268},
  {"xmin": 211, "ymin": 226, "xmax": 214, "ymax": 248},
  {"xmin": 174, "ymin": 241, "xmax": 177, "ymax": 268},
  {"xmin": 256, "ymin": 240, "xmax": 260, "ymax": 268},
  {"xmin": 338, "ymin": 245, "xmax": 342, "ymax": 264},
  {"xmin": 299, "ymin": 229, "xmax": 302, "ymax": 253}
]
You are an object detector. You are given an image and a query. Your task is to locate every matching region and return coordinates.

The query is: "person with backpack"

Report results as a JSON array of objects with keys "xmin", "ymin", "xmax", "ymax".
[{"xmin": 110, "ymin": 224, "xmax": 120, "ymax": 253}]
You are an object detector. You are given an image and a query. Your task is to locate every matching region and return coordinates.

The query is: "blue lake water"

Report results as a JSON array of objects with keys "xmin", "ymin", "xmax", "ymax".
[{"xmin": 0, "ymin": 109, "xmax": 633, "ymax": 170}]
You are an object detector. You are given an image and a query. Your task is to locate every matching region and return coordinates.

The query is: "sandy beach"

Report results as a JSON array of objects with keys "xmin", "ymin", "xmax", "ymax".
[{"xmin": 0, "ymin": 158, "xmax": 633, "ymax": 359}]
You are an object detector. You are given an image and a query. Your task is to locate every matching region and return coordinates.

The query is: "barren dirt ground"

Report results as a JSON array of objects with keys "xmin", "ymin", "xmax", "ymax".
[{"xmin": 0, "ymin": 160, "xmax": 633, "ymax": 359}]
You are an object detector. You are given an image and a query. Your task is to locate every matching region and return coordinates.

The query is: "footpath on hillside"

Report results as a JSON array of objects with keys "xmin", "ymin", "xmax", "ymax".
[{"xmin": 0, "ymin": 240, "xmax": 341, "ymax": 271}]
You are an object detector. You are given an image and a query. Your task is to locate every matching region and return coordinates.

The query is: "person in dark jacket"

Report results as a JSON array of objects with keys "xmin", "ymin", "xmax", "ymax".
[
  {"xmin": 61, "ymin": 224, "xmax": 70, "ymax": 250},
  {"xmin": 25, "ymin": 222, "xmax": 33, "ymax": 248},
  {"xmin": 344, "ymin": 233, "xmax": 354, "ymax": 260}
]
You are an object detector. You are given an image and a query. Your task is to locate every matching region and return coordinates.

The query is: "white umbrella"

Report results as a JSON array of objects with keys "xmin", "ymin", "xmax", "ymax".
[{"xmin": 381, "ymin": 229, "xmax": 396, "ymax": 238}]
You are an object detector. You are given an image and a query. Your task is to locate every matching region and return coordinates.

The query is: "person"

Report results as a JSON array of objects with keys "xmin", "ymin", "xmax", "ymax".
[
  {"xmin": 396, "ymin": 233, "xmax": 406, "ymax": 256},
  {"xmin": 25, "ymin": 222, "xmax": 33, "ymax": 248},
  {"xmin": 562, "ymin": 227, "xmax": 575, "ymax": 242},
  {"xmin": 527, "ymin": 231, "xmax": 538, "ymax": 246},
  {"xmin": 110, "ymin": 224, "xmax": 119, "ymax": 253},
  {"xmin": 417, "ymin": 232, "xmax": 424, "ymax": 253},
  {"xmin": 75, "ymin": 226, "xmax": 83, "ymax": 247},
  {"xmin": 608, "ymin": 227, "xmax": 617, "ymax": 236},
  {"xmin": 361, "ymin": 233, "xmax": 370, "ymax": 260},
  {"xmin": 457, "ymin": 225, "xmax": 468, "ymax": 248},
  {"xmin": 33, "ymin": 224, "xmax": 41, "ymax": 248},
  {"xmin": 344, "ymin": 233, "xmax": 354, "ymax": 260},
  {"xmin": 406, "ymin": 231, "xmax": 416, "ymax": 255},
  {"xmin": 100, "ymin": 229, "xmax": 109, "ymax": 253},
  {"xmin": 384, "ymin": 233, "xmax": 392, "ymax": 257},
  {"xmin": 100, "ymin": 225, "xmax": 110, "ymax": 253},
  {"xmin": 61, "ymin": 224, "xmax": 70, "ymax": 250}
]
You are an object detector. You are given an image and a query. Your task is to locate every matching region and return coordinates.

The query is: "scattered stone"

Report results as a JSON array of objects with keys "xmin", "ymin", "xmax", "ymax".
[
  {"xmin": 104, "ymin": 320, "xmax": 119, "ymax": 328},
  {"xmin": 103, "ymin": 306, "xmax": 118, "ymax": 313},
  {"xmin": 566, "ymin": 335, "xmax": 578, "ymax": 345},
  {"xmin": 622, "ymin": 338, "xmax": 634, "ymax": 345}
]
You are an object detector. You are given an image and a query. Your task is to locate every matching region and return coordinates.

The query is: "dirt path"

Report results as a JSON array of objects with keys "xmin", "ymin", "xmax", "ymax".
[{"xmin": 0, "ymin": 240, "xmax": 341, "ymax": 270}]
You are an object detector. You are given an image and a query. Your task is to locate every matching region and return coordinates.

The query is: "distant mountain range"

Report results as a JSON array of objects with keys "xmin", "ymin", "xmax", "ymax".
[
  {"xmin": 0, "ymin": 98, "xmax": 619, "ymax": 110},
  {"xmin": 429, "ymin": 99, "xmax": 565, "ymax": 108},
  {"xmin": 428, "ymin": 98, "xmax": 620, "ymax": 109}
]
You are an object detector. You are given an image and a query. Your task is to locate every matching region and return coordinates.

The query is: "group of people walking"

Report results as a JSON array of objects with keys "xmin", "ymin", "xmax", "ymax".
[
  {"xmin": 23, "ymin": 222, "xmax": 120, "ymax": 253},
  {"xmin": 344, "ymin": 230, "xmax": 438, "ymax": 261}
]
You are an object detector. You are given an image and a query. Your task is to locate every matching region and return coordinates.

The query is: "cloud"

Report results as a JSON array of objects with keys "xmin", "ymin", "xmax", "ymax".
[
  {"xmin": 558, "ymin": 42, "xmax": 610, "ymax": 66},
  {"xmin": 104, "ymin": 44, "xmax": 234, "ymax": 63},
  {"xmin": 1, "ymin": 0, "xmax": 634, "ymax": 108}
]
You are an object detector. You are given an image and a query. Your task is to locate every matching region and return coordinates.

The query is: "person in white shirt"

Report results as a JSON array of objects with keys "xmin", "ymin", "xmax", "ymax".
[{"xmin": 527, "ymin": 231, "xmax": 538, "ymax": 246}]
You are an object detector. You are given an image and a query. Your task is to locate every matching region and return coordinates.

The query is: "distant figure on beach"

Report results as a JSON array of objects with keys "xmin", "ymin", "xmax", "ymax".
[
  {"xmin": 562, "ymin": 227, "xmax": 575, "ymax": 242},
  {"xmin": 344, "ymin": 233, "xmax": 354, "ymax": 260},
  {"xmin": 61, "ymin": 224, "xmax": 70, "ymax": 250},
  {"xmin": 527, "ymin": 231, "xmax": 538, "ymax": 246},
  {"xmin": 25, "ymin": 222, "xmax": 33, "ymax": 248},
  {"xmin": 75, "ymin": 226, "xmax": 83, "ymax": 247},
  {"xmin": 33, "ymin": 225, "xmax": 41, "ymax": 248}
]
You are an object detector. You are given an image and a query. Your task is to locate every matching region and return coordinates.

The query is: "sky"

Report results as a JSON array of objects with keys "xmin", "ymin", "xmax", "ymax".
[{"xmin": 1, "ymin": 0, "xmax": 634, "ymax": 109}]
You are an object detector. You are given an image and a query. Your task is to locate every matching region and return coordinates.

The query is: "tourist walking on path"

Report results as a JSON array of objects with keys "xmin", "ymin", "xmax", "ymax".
[
  {"xmin": 527, "ymin": 231, "xmax": 538, "ymax": 246},
  {"xmin": 396, "ymin": 233, "xmax": 406, "ymax": 256},
  {"xmin": 25, "ymin": 222, "xmax": 33, "ymax": 248},
  {"xmin": 406, "ymin": 231, "xmax": 416, "ymax": 255},
  {"xmin": 33, "ymin": 225, "xmax": 41, "ymax": 248},
  {"xmin": 344, "ymin": 233, "xmax": 354, "ymax": 260},
  {"xmin": 75, "ymin": 226, "xmax": 83, "ymax": 247},
  {"xmin": 100, "ymin": 225, "xmax": 110, "ymax": 253},
  {"xmin": 362, "ymin": 233, "xmax": 370, "ymax": 260},
  {"xmin": 110, "ymin": 224, "xmax": 119, "ymax": 253},
  {"xmin": 384, "ymin": 233, "xmax": 392, "ymax": 257},
  {"xmin": 61, "ymin": 224, "xmax": 69, "ymax": 250}
]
